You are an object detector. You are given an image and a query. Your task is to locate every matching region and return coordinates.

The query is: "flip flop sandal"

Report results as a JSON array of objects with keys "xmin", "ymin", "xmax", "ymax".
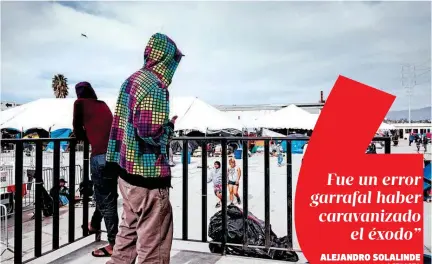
[{"xmin": 91, "ymin": 247, "xmax": 112, "ymax": 257}]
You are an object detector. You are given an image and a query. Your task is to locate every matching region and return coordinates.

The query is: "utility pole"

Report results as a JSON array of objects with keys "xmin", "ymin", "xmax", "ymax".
[{"xmin": 401, "ymin": 64, "xmax": 416, "ymax": 124}]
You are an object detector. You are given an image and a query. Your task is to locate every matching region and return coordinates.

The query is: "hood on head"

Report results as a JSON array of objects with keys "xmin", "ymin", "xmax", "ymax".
[
  {"xmin": 75, "ymin": 82, "xmax": 98, "ymax": 99},
  {"xmin": 144, "ymin": 33, "xmax": 184, "ymax": 88}
]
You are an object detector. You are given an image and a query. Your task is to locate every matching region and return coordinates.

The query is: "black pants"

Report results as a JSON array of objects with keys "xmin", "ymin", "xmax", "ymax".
[{"xmin": 90, "ymin": 154, "xmax": 119, "ymax": 246}]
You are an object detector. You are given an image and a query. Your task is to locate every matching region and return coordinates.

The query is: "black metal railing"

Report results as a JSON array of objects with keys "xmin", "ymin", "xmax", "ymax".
[
  {"xmin": 1, "ymin": 136, "xmax": 391, "ymax": 263},
  {"xmin": 171, "ymin": 136, "xmax": 391, "ymax": 254},
  {"xmin": 1, "ymin": 138, "xmax": 90, "ymax": 263}
]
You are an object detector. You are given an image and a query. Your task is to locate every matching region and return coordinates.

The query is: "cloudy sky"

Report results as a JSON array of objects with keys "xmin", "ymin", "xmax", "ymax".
[{"xmin": 1, "ymin": 1, "xmax": 430, "ymax": 110}]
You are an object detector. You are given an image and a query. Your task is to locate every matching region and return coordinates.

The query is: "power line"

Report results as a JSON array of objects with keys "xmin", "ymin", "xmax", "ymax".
[
  {"xmin": 415, "ymin": 68, "xmax": 431, "ymax": 77},
  {"xmin": 401, "ymin": 64, "xmax": 416, "ymax": 124}
]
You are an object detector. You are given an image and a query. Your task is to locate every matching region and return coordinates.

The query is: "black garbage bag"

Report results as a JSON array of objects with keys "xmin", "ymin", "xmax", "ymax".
[{"xmin": 208, "ymin": 205, "xmax": 298, "ymax": 262}]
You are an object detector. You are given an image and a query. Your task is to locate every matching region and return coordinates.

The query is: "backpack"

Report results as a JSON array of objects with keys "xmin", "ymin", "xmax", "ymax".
[{"xmin": 41, "ymin": 186, "xmax": 53, "ymax": 217}]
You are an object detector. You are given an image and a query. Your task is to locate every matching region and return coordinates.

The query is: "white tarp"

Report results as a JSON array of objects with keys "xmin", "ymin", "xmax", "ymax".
[
  {"xmin": 254, "ymin": 104, "xmax": 317, "ymax": 130},
  {"xmin": 0, "ymin": 96, "xmax": 243, "ymax": 133}
]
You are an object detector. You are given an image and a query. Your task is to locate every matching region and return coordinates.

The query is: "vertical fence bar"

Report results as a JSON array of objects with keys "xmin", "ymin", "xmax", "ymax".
[
  {"xmin": 264, "ymin": 140, "xmax": 271, "ymax": 249},
  {"xmin": 242, "ymin": 140, "xmax": 249, "ymax": 250},
  {"xmin": 52, "ymin": 141, "xmax": 60, "ymax": 250},
  {"xmin": 82, "ymin": 141, "xmax": 90, "ymax": 237},
  {"xmin": 34, "ymin": 141, "xmax": 43, "ymax": 257},
  {"xmin": 286, "ymin": 140, "xmax": 293, "ymax": 249},
  {"xmin": 182, "ymin": 140, "xmax": 188, "ymax": 240},
  {"xmin": 14, "ymin": 141, "xmax": 23, "ymax": 264},
  {"xmin": 221, "ymin": 139, "xmax": 228, "ymax": 255},
  {"xmin": 384, "ymin": 137, "xmax": 391, "ymax": 154},
  {"xmin": 201, "ymin": 141, "xmax": 208, "ymax": 242},
  {"xmin": 68, "ymin": 140, "xmax": 76, "ymax": 243}
]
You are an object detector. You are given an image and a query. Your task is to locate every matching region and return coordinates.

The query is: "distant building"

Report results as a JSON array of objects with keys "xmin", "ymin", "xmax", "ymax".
[
  {"xmin": 393, "ymin": 123, "xmax": 432, "ymax": 139},
  {"xmin": 1, "ymin": 101, "xmax": 20, "ymax": 111}
]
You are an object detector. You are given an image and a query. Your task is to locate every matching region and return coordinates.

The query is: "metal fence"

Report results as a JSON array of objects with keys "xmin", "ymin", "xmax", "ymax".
[
  {"xmin": 1, "ymin": 150, "xmax": 85, "ymax": 168},
  {"xmin": 1, "ymin": 136, "xmax": 391, "ymax": 263},
  {"xmin": 0, "ymin": 204, "xmax": 13, "ymax": 256},
  {"xmin": 0, "ymin": 165, "xmax": 83, "ymax": 215}
]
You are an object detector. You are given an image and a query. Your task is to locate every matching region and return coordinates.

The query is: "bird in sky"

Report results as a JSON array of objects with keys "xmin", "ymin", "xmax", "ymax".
[{"xmin": 81, "ymin": 33, "xmax": 88, "ymax": 38}]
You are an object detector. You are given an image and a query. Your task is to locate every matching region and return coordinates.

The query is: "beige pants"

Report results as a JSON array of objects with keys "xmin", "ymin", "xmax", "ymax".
[{"xmin": 107, "ymin": 178, "xmax": 173, "ymax": 264}]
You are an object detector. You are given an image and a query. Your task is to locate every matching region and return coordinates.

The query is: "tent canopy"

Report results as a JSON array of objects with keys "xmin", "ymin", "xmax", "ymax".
[
  {"xmin": 1, "ymin": 98, "xmax": 76, "ymax": 131},
  {"xmin": 262, "ymin": 128, "xmax": 286, "ymax": 137},
  {"xmin": 378, "ymin": 122, "xmax": 396, "ymax": 130},
  {"xmin": 170, "ymin": 97, "xmax": 243, "ymax": 132},
  {"xmin": 254, "ymin": 104, "xmax": 316, "ymax": 130},
  {"xmin": 1, "ymin": 96, "xmax": 243, "ymax": 133}
]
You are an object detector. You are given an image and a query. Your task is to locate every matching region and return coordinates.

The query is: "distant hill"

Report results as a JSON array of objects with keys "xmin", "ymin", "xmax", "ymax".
[{"xmin": 386, "ymin": 107, "xmax": 431, "ymax": 121}]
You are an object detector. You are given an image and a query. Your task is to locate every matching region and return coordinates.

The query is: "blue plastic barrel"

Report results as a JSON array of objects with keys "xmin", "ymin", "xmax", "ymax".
[
  {"xmin": 234, "ymin": 149, "xmax": 243, "ymax": 160},
  {"xmin": 181, "ymin": 152, "xmax": 191, "ymax": 164}
]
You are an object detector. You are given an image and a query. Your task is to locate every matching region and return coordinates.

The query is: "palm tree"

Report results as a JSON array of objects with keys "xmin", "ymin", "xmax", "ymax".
[{"xmin": 52, "ymin": 74, "xmax": 69, "ymax": 98}]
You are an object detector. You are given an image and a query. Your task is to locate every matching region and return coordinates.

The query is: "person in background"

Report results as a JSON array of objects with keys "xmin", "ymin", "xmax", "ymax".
[
  {"xmin": 49, "ymin": 178, "xmax": 69, "ymax": 206},
  {"xmin": 168, "ymin": 140, "xmax": 175, "ymax": 167},
  {"xmin": 276, "ymin": 143, "xmax": 283, "ymax": 166},
  {"xmin": 423, "ymin": 133, "xmax": 428, "ymax": 152},
  {"xmin": 105, "ymin": 33, "xmax": 183, "ymax": 264},
  {"xmin": 415, "ymin": 134, "xmax": 422, "ymax": 153},
  {"xmin": 409, "ymin": 132, "xmax": 414, "ymax": 146},
  {"xmin": 228, "ymin": 158, "xmax": 242, "ymax": 205},
  {"xmin": 207, "ymin": 161, "xmax": 223, "ymax": 208},
  {"xmin": 73, "ymin": 81, "xmax": 118, "ymax": 257}
]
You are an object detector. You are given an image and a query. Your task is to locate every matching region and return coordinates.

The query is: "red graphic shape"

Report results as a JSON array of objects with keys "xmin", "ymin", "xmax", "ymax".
[{"xmin": 295, "ymin": 76, "xmax": 424, "ymax": 263}]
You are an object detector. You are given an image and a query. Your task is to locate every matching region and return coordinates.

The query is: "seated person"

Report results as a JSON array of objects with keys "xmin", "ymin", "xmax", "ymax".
[{"xmin": 50, "ymin": 178, "xmax": 69, "ymax": 206}]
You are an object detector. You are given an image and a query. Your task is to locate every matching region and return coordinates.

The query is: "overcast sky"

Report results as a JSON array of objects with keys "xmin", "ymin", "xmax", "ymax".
[{"xmin": 1, "ymin": 1, "xmax": 431, "ymax": 110}]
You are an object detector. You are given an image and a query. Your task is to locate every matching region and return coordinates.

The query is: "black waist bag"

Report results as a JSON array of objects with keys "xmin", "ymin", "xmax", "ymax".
[{"xmin": 79, "ymin": 180, "xmax": 94, "ymax": 198}]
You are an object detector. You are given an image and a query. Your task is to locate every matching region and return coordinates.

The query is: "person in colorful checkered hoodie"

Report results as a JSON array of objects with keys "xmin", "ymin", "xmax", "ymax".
[{"xmin": 106, "ymin": 33, "xmax": 183, "ymax": 264}]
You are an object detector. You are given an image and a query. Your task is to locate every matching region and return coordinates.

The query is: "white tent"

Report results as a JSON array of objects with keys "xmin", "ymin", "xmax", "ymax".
[
  {"xmin": 224, "ymin": 109, "xmax": 276, "ymax": 129},
  {"xmin": 261, "ymin": 128, "xmax": 286, "ymax": 137},
  {"xmin": 0, "ymin": 103, "xmax": 30, "ymax": 128},
  {"xmin": 379, "ymin": 122, "xmax": 396, "ymax": 130},
  {"xmin": 1, "ymin": 96, "xmax": 243, "ymax": 133},
  {"xmin": 1, "ymin": 98, "xmax": 76, "ymax": 131},
  {"xmin": 254, "ymin": 104, "xmax": 317, "ymax": 130},
  {"xmin": 172, "ymin": 97, "xmax": 243, "ymax": 132}
]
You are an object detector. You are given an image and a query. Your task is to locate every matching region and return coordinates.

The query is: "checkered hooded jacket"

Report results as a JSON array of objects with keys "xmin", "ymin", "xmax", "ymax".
[{"xmin": 106, "ymin": 33, "xmax": 183, "ymax": 188}]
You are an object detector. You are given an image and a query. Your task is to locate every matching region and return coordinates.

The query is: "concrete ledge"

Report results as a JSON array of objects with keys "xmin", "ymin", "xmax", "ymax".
[{"xmin": 23, "ymin": 238, "xmax": 306, "ymax": 264}]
